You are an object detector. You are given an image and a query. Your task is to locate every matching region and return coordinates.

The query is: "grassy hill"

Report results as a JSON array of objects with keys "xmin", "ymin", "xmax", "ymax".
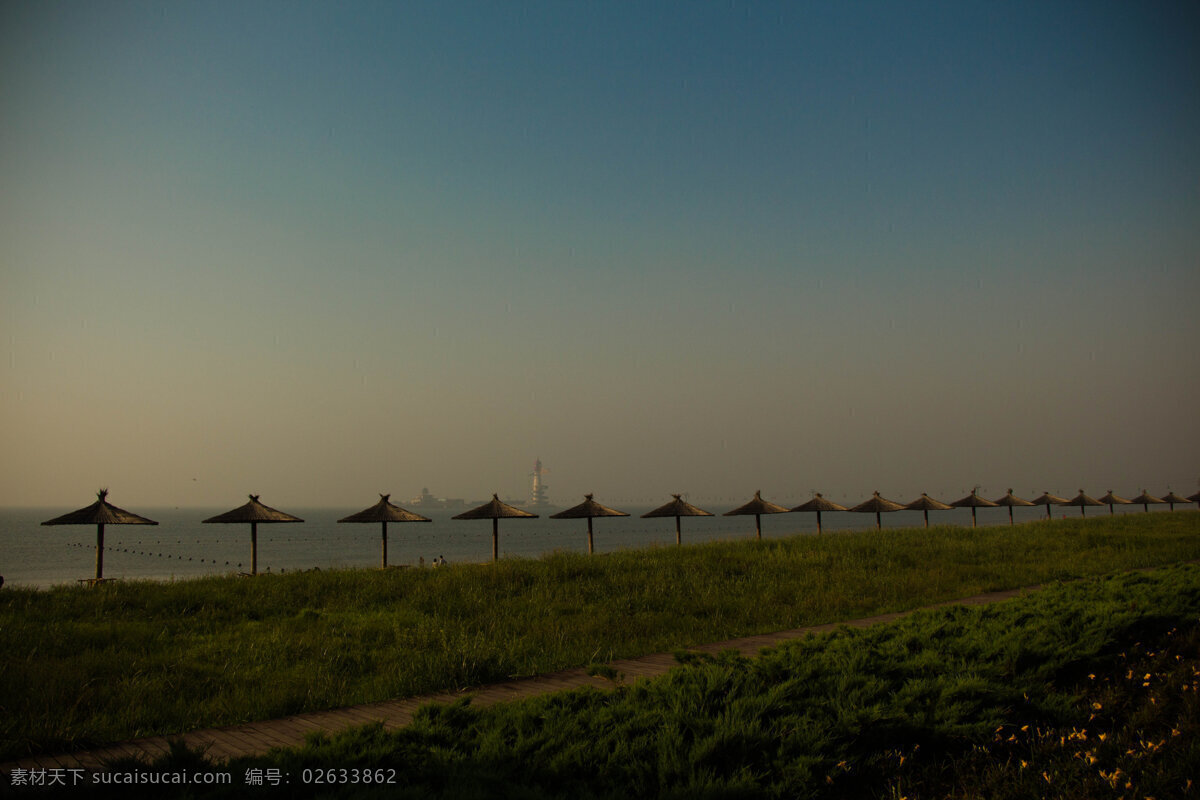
[{"xmin": 2, "ymin": 511, "xmax": 1197, "ymax": 762}]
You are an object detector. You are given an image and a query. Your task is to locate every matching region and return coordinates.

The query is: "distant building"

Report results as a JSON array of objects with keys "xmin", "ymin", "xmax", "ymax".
[
  {"xmin": 529, "ymin": 458, "xmax": 552, "ymax": 509},
  {"xmin": 409, "ymin": 488, "xmax": 466, "ymax": 510}
]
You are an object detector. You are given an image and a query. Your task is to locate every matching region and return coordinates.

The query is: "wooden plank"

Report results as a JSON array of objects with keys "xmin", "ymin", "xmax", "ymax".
[{"xmin": 239, "ymin": 725, "xmax": 304, "ymax": 751}]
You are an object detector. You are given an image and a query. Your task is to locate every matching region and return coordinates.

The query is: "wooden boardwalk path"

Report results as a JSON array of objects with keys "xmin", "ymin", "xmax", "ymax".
[{"xmin": 5, "ymin": 585, "xmax": 1031, "ymax": 773}]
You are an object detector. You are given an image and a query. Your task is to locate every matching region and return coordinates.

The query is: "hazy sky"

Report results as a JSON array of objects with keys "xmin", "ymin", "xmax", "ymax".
[{"xmin": 2, "ymin": 1, "xmax": 1198, "ymax": 509}]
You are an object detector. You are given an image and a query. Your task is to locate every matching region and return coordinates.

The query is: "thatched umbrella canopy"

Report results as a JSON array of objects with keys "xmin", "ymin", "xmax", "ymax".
[
  {"xmin": 550, "ymin": 494, "xmax": 629, "ymax": 554},
  {"xmin": 903, "ymin": 493, "xmax": 953, "ymax": 528},
  {"xmin": 1097, "ymin": 490, "xmax": 1132, "ymax": 516},
  {"xmin": 1130, "ymin": 490, "xmax": 1166, "ymax": 513},
  {"xmin": 1188, "ymin": 491, "xmax": 1200, "ymax": 509},
  {"xmin": 950, "ymin": 489, "xmax": 1000, "ymax": 528},
  {"xmin": 1162, "ymin": 491, "xmax": 1190, "ymax": 511},
  {"xmin": 723, "ymin": 490, "xmax": 789, "ymax": 541},
  {"xmin": 453, "ymin": 494, "xmax": 537, "ymax": 562},
  {"xmin": 203, "ymin": 495, "xmax": 303, "ymax": 575},
  {"xmin": 849, "ymin": 491, "xmax": 905, "ymax": 530},
  {"xmin": 789, "ymin": 493, "xmax": 847, "ymax": 534},
  {"xmin": 338, "ymin": 494, "xmax": 430, "ymax": 568},
  {"xmin": 641, "ymin": 494, "xmax": 713, "ymax": 545},
  {"xmin": 993, "ymin": 489, "xmax": 1035, "ymax": 526},
  {"xmin": 1062, "ymin": 489, "xmax": 1104, "ymax": 517},
  {"xmin": 42, "ymin": 489, "xmax": 157, "ymax": 582},
  {"xmin": 1031, "ymin": 491, "xmax": 1069, "ymax": 520}
]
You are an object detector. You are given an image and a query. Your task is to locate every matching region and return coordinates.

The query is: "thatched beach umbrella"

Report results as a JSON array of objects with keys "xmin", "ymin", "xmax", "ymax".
[
  {"xmin": 903, "ymin": 493, "xmax": 953, "ymax": 528},
  {"xmin": 1188, "ymin": 491, "xmax": 1200, "ymax": 509},
  {"xmin": 642, "ymin": 494, "xmax": 713, "ymax": 545},
  {"xmin": 1097, "ymin": 490, "xmax": 1132, "ymax": 516},
  {"xmin": 1062, "ymin": 489, "xmax": 1104, "ymax": 517},
  {"xmin": 1163, "ymin": 491, "xmax": 1190, "ymax": 511},
  {"xmin": 1032, "ymin": 491, "xmax": 1069, "ymax": 520},
  {"xmin": 993, "ymin": 489, "xmax": 1035, "ymax": 525},
  {"xmin": 849, "ymin": 491, "xmax": 905, "ymax": 530},
  {"xmin": 789, "ymin": 493, "xmax": 847, "ymax": 534},
  {"xmin": 338, "ymin": 494, "xmax": 430, "ymax": 568},
  {"xmin": 950, "ymin": 489, "xmax": 1000, "ymax": 528},
  {"xmin": 1130, "ymin": 490, "xmax": 1165, "ymax": 513},
  {"xmin": 723, "ymin": 490, "xmax": 789, "ymax": 541},
  {"xmin": 42, "ymin": 489, "xmax": 157, "ymax": 582},
  {"xmin": 453, "ymin": 494, "xmax": 537, "ymax": 562},
  {"xmin": 203, "ymin": 495, "xmax": 303, "ymax": 575},
  {"xmin": 550, "ymin": 494, "xmax": 629, "ymax": 554}
]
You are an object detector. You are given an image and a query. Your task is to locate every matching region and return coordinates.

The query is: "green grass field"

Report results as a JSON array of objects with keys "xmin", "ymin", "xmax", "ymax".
[
  {"xmin": 44, "ymin": 561, "xmax": 1200, "ymax": 799},
  {"xmin": 2, "ymin": 511, "xmax": 1197, "ymax": 763},
  {"xmin": 206, "ymin": 563, "xmax": 1197, "ymax": 800}
]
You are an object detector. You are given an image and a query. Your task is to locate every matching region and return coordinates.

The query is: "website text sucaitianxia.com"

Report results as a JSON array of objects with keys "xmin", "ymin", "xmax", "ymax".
[{"xmin": 8, "ymin": 766, "xmax": 400, "ymax": 789}]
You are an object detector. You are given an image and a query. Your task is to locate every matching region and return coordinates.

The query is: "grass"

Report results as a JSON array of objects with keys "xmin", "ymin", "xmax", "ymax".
[
  {"xmin": 67, "ymin": 562, "xmax": 1200, "ymax": 799},
  {"xmin": 1, "ymin": 511, "xmax": 1197, "ymax": 762}
]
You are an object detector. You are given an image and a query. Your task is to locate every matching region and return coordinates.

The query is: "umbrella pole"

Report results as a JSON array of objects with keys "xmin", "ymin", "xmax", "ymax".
[
  {"xmin": 675, "ymin": 516, "xmax": 681, "ymax": 546},
  {"xmin": 815, "ymin": 511, "xmax": 822, "ymax": 534},
  {"xmin": 587, "ymin": 517, "xmax": 594, "ymax": 555},
  {"xmin": 492, "ymin": 518, "xmax": 499, "ymax": 562},
  {"xmin": 95, "ymin": 522, "xmax": 105, "ymax": 582},
  {"xmin": 1046, "ymin": 505, "xmax": 1052, "ymax": 520},
  {"xmin": 1008, "ymin": 507, "xmax": 1014, "ymax": 526},
  {"xmin": 923, "ymin": 509, "xmax": 929, "ymax": 528},
  {"xmin": 381, "ymin": 521, "xmax": 388, "ymax": 569},
  {"xmin": 755, "ymin": 514, "xmax": 762, "ymax": 541},
  {"xmin": 875, "ymin": 511, "xmax": 881, "ymax": 530},
  {"xmin": 251, "ymin": 522, "xmax": 258, "ymax": 576},
  {"xmin": 1080, "ymin": 506, "xmax": 1086, "ymax": 517},
  {"xmin": 971, "ymin": 507, "xmax": 977, "ymax": 528}
]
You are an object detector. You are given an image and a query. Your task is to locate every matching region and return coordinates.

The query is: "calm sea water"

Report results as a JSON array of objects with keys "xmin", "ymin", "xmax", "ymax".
[{"xmin": 0, "ymin": 502, "xmax": 1152, "ymax": 589}]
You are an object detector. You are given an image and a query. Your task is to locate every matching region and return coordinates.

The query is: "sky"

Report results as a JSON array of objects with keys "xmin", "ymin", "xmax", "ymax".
[{"xmin": 2, "ymin": 1, "xmax": 1198, "ymax": 510}]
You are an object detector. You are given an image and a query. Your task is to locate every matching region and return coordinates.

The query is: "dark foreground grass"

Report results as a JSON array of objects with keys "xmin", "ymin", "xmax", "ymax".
[
  {"xmin": 1, "ymin": 512, "xmax": 1197, "ymax": 761},
  {"xmin": 39, "ymin": 562, "xmax": 1200, "ymax": 799}
]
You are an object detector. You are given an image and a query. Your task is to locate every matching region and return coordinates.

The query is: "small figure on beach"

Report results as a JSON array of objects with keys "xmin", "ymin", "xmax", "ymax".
[{"xmin": 419, "ymin": 556, "xmax": 425, "ymax": 568}]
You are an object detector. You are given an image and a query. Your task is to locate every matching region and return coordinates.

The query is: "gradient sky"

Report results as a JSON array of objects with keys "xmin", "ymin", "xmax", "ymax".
[{"xmin": 2, "ymin": 1, "xmax": 1198, "ymax": 509}]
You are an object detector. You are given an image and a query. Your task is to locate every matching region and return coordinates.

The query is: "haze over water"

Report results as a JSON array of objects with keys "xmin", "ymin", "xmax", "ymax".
[{"xmin": 2, "ymin": 3, "xmax": 1198, "ymax": 512}]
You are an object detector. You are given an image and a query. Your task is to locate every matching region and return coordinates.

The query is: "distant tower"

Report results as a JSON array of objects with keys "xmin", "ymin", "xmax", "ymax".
[{"xmin": 530, "ymin": 458, "xmax": 550, "ymax": 507}]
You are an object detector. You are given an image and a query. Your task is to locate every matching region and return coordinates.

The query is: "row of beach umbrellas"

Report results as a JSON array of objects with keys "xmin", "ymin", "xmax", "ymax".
[{"xmin": 43, "ymin": 487, "xmax": 1200, "ymax": 582}]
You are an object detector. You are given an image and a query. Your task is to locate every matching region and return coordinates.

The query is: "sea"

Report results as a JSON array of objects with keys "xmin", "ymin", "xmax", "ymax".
[{"xmin": 0, "ymin": 502, "xmax": 1155, "ymax": 590}]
